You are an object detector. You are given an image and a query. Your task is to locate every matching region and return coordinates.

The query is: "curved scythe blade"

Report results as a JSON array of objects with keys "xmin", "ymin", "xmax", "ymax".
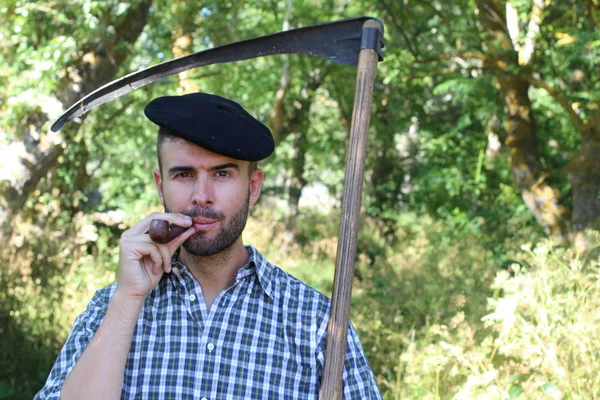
[{"xmin": 51, "ymin": 16, "xmax": 375, "ymax": 132}]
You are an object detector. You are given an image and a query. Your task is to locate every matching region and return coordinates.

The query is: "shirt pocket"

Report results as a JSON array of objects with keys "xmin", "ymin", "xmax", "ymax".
[{"xmin": 243, "ymin": 349, "xmax": 319, "ymax": 396}]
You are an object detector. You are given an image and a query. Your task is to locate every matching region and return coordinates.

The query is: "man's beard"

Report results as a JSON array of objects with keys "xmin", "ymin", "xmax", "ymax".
[{"xmin": 165, "ymin": 192, "xmax": 250, "ymax": 256}]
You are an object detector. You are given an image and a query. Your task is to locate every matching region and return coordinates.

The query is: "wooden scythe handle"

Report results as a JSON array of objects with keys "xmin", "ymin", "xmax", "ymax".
[{"xmin": 319, "ymin": 19, "xmax": 383, "ymax": 400}]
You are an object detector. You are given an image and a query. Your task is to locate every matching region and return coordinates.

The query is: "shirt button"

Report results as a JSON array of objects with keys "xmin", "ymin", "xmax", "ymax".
[
  {"xmin": 189, "ymin": 294, "xmax": 196, "ymax": 302},
  {"xmin": 201, "ymin": 397, "xmax": 208, "ymax": 400},
  {"xmin": 247, "ymin": 288, "xmax": 252, "ymax": 294},
  {"xmin": 172, "ymin": 267, "xmax": 179, "ymax": 274},
  {"xmin": 207, "ymin": 343, "xmax": 215, "ymax": 352}
]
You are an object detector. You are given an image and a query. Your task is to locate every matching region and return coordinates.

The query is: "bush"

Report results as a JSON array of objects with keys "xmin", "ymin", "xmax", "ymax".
[
  {"xmin": 264, "ymin": 209, "xmax": 600, "ymax": 399},
  {"xmin": 354, "ymin": 229, "xmax": 600, "ymax": 399},
  {"xmin": 4, "ymin": 203, "xmax": 599, "ymax": 400},
  {"xmin": 0, "ymin": 212, "xmax": 120, "ymax": 399},
  {"xmin": 477, "ymin": 236, "xmax": 600, "ymax": 399}
]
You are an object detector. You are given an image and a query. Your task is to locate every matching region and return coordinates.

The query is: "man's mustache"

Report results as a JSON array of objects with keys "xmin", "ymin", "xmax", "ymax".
[{"xmin": 184, "ymin": 207, "xmax": 224, "ymax": 221}]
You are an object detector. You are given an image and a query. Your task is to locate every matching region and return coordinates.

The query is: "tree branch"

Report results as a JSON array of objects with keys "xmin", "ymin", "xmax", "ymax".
[
  {"xmin": 378, "ymin": 0, "xmax": 420, "ymax": 60},
  {"xmin": 403, "ymin": 68, "xmax": 465, "ymax": 80},
  {"xmin": 416, "ymin": 50, "xmax": 589, "ymax": 134},
  {"xmin": 519, "ymin": 0, "xmax": 546, "ymax": 65},
  {"xmin": 584, "ymin": 0, "xmax": 600, "ymax": 30},
  {"xmin": 521, "ymin": 74, "xmax": 587, "ymax": 132},
  {"xmin": 585, "ymin": 106, "xmax": 600, "ymax": 139},
  {"xmin": 416, "ymin": 51, "xmax": 487, "ymax": 64},
  {"xmin": 270, "ymin": 0, "xmax": 293, "ymax": 142}
]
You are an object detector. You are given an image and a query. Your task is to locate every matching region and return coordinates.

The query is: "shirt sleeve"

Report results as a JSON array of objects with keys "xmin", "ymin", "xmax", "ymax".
[
  {"xmin": 33, "ymin": 289, "xmax": 111, "ymax": 399},
  {"xmin": 341, "ymin": 323, "xmax": 383, "ymax": 399},
  {"xmin": 316, "ymin": 322, "xmax": 383, "ymax": 400}
]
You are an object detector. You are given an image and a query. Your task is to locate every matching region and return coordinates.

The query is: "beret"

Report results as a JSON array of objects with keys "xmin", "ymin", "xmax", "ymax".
[{"xmin": 145, "ymin": 93, "xmax": 274, "ymax": 161}]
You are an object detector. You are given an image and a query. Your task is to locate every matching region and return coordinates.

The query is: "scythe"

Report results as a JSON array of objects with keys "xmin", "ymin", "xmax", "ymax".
[{"xmin": 52, "ymin": 16, "xmax": 385, "ymax": 400}]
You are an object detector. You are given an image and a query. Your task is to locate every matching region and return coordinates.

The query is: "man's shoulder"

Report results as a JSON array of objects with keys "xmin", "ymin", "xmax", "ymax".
[
  {"xmin": 254, "ymin": 251, "xmax": 330, "ymax": 312},
  {"xmin": 255, "ymin": 253, "xmax": 332, "ymax": 339},
  {"xmin": 270, "ymin": 264, "xmax": 329, "ymax": 301}
]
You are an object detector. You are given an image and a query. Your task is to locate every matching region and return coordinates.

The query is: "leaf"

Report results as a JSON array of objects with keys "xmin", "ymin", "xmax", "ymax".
[
  {"xmin": 555, "ymin": 32, "xmax": 576, "ymax": 46},
  {"xmin": 542, "ymin": 383, "xmax": 562, "ymax": 398},
  {"xmin": 508, "ymin": 373, "xmax": 524, "ymax": 383},
  {"xmin": 508, "ymin": 383, "xmax": 523, "ymax": 399},
  {"xmin": 0, "ymin": 382, "xmax": 14, "ymax": 399}
]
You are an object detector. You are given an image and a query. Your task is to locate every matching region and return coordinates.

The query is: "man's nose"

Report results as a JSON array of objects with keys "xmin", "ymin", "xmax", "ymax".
[{"xmin": 191, "ymin": 176, "xmax": 215, "ymax": 207}]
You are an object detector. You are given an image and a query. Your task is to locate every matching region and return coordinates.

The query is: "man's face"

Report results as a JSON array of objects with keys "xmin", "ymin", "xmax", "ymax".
[{"xmin": 154, "ymin": 138, "xmax": 263, "ymax": 256}]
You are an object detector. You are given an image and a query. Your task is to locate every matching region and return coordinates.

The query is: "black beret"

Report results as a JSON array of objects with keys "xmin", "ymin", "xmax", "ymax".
[{"xmin": 145, "ymin": 93, "xmax": 274, "ymax": 161}]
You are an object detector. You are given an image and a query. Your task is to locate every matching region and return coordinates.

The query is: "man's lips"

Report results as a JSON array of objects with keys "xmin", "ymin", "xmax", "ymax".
[{"xmin": 192, "ymin": 218, "xmax": 219, "ymax": 230}]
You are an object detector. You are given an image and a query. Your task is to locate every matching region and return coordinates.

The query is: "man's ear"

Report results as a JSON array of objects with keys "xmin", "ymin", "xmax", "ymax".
[
  {"xmin": 153, "ymin": 168, "xmax": 165, "ymax": 207},
  {"xmin": 248, "ymin": 168, "xmax": 264, "ymax": 207}
]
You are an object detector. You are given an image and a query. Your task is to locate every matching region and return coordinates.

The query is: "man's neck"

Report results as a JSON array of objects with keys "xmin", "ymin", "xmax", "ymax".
[{"xmin": 178, "ymin": 240, "xmax": 250, "ymax": 311}]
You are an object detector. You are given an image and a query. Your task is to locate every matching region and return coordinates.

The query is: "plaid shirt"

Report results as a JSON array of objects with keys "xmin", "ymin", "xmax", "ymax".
[{"xmin": 35, "ymin": 245, "xmax": 382, "ymax": 399}]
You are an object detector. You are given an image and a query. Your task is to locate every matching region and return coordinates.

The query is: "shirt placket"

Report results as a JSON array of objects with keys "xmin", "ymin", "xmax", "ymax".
[
  {"xmin": 197, "ymin": 271, "xmax": 256, "ymax": 399},
  {"xmin": 168, "ymin": 260, "xmax": 259, "ymax": 399},
  {"xmin": 169, "ymin": 265, "xmax": 211, "ymax": 399},
  {"xmin": 171, "ymin": 266, "xmax": 205, "ymax": 330}
]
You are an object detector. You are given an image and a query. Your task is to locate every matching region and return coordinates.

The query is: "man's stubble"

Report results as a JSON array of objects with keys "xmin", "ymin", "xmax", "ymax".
[{"xmin": 165, "ymin": 191, "xmax": 250, "ymax": 257}]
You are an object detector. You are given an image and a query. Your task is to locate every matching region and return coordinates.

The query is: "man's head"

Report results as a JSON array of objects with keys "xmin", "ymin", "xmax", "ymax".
[{"xmin": 146, "ymin": 93, "xmax": 273, "ymax": 256}]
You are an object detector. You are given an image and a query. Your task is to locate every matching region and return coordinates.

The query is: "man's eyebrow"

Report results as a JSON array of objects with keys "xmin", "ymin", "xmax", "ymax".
[
  {"xmin": 207, "ymin": 162, "xmax": 240, "ymax": 172},
  {"xmin": 167, "ymin": 166, "xmax": 196, "ymax": 175}
]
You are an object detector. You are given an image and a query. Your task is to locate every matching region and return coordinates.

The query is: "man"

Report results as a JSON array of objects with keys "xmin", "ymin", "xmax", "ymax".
[{"xmin": 36, "ymin": 93, "xmax": 382, "ymax": 399}]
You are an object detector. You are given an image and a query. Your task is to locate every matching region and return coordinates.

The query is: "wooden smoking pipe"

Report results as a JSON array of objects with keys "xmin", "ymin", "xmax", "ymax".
[{"xmin": 148, "ymin": 219, "xmax": 188, "ymax": 244}]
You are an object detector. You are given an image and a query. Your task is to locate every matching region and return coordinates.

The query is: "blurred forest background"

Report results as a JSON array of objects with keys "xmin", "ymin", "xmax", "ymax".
[{"xmin": 1, "ymin": 0, "xmax": 599, "ymax": 398}]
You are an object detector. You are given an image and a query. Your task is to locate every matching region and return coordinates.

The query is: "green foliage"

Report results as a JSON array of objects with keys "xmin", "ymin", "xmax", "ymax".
[
  {"xmin": 7, "ymin": 201, "xmax": 600, "ymax": 398},
  {"xmin": 1, "ymin": 0, "xmax": 599, "ymax": 398},
  {"xmin": 264, "ymin": 209, "xmax": 600, "ymax": 399},
  {"xmin": 247, "ymin": 208, "xmax": 600, "ymax": 399},
  {"xmin": 479, "ymin": 236, "xmax": 600, "ymax": 398},
  {"xmin": 350, "ymin": 213, "xmax": 499, "ymax": 398},
  {"xmin": 0, "ymin": 214, "xmax": 120, "ymax": 398}
]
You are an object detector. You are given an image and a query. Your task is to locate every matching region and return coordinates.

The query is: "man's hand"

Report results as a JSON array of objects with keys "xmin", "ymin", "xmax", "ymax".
[
  {"xmin": 117, "ymin": 213, "xmax": 195, "ymax": 299},
  {"xmin": 62, "ymin": 212, "xmax": 195, "ymax": 400}
]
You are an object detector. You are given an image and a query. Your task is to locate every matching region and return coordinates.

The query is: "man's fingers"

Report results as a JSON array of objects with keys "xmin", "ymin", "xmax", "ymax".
[
  {"xmin": 147, "ymin": 246, "xmax": 164, "ymax": 273},
  {"xmin": 123, "ymin": 230, "xmax": 194, "ymax": 273},
  {"xmin": 157, "ymin": 244, "xmax": 173, "ymax": 273},
  {"xmin": 126, "ymin": 240, "xmax": 163, "ymax": 267},
  {"xmin": 166, "ymin": 226, "xmax": 196, "ymax": 253}
]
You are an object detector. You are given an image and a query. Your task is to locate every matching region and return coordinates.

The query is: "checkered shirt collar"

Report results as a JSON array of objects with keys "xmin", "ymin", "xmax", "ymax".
[{"xmin": 171, "ymin": 245, "xmax": 275, "ymax": 299}]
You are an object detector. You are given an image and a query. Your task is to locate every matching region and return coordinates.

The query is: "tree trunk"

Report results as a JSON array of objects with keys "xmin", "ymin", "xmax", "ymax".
[
  {"xmin": 56, "ymin": 0, "xmax": 152, "ymax": 106},
  {"xmin": 367, "ymin": 100, "xmax": 415, "ymax": 230},
  {"xmin": 567, "ymin": 118, "xmax": 600, "ymax": 249},
  {"xmin": 172, "ymin": 1, "xmax": 202, "ymax": 94},
  {"xmin": 476, "ymin": 0, "xmax": 570, "ymax": 242},
  {"xmin": 270, "ymin": 0, "xmax": 293, "ymax": 142},
  {"xmin": 269, "ymin": 62, "xmax": 327, "ymax": 217},
  {"xmin": 285, "ymin": 72, "xmax": 328, "ymax": 216},
  {"xmin": 497, "ymin": 73, "xmax": 570, "ymax": 241},
  {"xmin": 0, "ymin": 0, "xmax": 152, "ymax": 239},
  {"xmin": 0, "ymin": 132, "xmax": 65, "ymax": 237},
  {"xmin": 288, "ymin": 131, "xmax": 308, "ymax": 216}
]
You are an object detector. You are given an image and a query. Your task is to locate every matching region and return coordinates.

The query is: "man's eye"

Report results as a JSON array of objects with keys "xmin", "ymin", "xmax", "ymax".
[
  {"xmin": 176, "ymin": 172, "xmax": 191, "ymax": 178},
  {"xmin": 216, "ymin": 171, "xmax": 230, "ymax": 178}
]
